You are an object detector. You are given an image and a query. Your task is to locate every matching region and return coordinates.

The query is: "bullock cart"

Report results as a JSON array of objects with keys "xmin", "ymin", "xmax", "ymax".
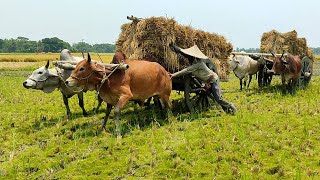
[
  {"xmin": 172, "ymin": 72, "xmax": 216, "ymax": 113},
  {"xmin": 115, "ymin": 16, "xmax": 234, "ymax": 113},
  {"xmin": 231, "ymin": 52, "xmax": 313, "ymax": 88},
  {"xmin": 53, "ymin": 56, "xmax": 217, "ymax": 113},
  {"xmin": 170, "ymin": 48, "xmax": 218, "ymax": 113}
]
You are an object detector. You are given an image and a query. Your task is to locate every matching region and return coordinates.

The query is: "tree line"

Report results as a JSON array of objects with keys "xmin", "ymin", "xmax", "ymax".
[
  {"xmin": 0, "ymin": 37, "xmax": 115, "ymax": 53},
  {"xmin": 1, "ymin": 37, "xmax": 319, "ymax": 54}
]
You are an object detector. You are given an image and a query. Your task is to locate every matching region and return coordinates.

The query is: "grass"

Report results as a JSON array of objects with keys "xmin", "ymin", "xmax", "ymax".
[{"xmin": 0, "ymin": 60, "xmax": 320, "ymax": 179}]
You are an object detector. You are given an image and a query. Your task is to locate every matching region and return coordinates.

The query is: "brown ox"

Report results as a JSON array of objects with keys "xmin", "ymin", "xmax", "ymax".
[
  {"xmin": 111, "ymin": 52, "xmax": 158, "ymax": 107},
  {"xmin": 268, "ymin": 52, "xmax": 302, "ymax": 93},
  {"xmin": 66, "ymin": 53, "xmax": 172, "ymax": 138}
]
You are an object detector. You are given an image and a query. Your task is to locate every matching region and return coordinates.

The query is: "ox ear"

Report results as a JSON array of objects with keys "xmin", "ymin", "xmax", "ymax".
[
  {"xmin": 87, "ymin": 53, "xmax": 91, "ymax": 63},
  {"xmin": 45, "ymin": 60, "xmax": 50, "ymax": 69}
]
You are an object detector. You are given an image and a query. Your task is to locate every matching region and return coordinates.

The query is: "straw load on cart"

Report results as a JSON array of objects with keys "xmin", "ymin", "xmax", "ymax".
[
  {"xmin": 115, "ymin": 16, "xmax": 233, "ymax": 81},
  {"xmin": 260, "ymin": 29, "xmax": 314, "ymax": 60}
]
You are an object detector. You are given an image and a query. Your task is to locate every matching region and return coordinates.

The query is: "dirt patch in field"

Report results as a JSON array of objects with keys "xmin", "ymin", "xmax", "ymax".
[
  {"xmin": 313, "ymin": 61, "xmax": 320, "ymax": 76},
  {"xmin": 0, "ymin": 62, "xmax": 43, "ymax": 69}
]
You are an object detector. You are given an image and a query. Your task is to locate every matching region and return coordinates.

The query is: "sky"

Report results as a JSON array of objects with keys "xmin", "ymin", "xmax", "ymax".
[{"xmin": 1, "ymin": 0, "xmax": 319, "ymax": 48}]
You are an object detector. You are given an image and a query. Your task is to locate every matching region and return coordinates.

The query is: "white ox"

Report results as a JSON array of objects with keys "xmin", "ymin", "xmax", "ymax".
[
  {"xmin": 230, "ymin": 55, "xmax": 261, "ymax": 90},
  {"xmin": 23, "ymin": 49, "xmax": 103, "ymax": 118}
]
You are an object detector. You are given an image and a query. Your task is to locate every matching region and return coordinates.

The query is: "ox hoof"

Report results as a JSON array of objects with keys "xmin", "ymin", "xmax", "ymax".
[{"xmin": 83, "ymin": 112, "xmax": 89, "ymax": 117}]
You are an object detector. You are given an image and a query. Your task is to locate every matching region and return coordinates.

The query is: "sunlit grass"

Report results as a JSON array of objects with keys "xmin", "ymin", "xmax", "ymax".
[{"xmin": 0, "ymin": 53, "xmax": 114, "ymax": 63}]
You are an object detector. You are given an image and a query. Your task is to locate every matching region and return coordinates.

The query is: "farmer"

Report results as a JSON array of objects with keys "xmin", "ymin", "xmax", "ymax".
[{"xmin": 169, "ymin": 44, "xmax": 236, "ymax": 114}]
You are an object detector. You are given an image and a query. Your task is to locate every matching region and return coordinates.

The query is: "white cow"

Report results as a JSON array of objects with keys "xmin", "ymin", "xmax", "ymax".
[
  {"xmin": 23, "ymin": 49, "xmax": 103, "ymax": 118},
  {"xmin": 230, "ymin": 55, "xmax": 261, "ymax": 90}
]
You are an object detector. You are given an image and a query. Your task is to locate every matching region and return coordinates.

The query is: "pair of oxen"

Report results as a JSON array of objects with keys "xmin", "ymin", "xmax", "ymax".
[
  {"xmin": 23, "ymin": 50, "xmax": 171, "ymax": 138},
  {"xmin": 230, "ymin": 52, "xmax": 302, "ymax": 93}
]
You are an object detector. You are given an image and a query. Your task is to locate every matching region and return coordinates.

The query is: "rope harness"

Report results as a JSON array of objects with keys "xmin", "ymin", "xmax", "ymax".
[{"xmin": 69, "ymin": 62, "xmax": 124, "ymax": 95}]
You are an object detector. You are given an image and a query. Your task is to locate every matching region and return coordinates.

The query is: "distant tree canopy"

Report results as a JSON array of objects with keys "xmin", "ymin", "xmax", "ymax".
[
  {"xmin": 0, "ymin": 37, "xmax": 317, "ymax": 55},
  {"xmin": 0, "ymin": 37, "xmax": 115, "ymax": 53},
  {"xmin": 312, "ymin": 47, "xmax": 320, "ymax": 54}
]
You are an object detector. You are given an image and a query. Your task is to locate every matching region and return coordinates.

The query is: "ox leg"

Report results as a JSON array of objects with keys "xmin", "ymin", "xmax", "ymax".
[
  {"xmin": 144, "ymin": 97, "xmax": 152, "ymax": 107},
  {"xmin": 62, "ymin": 93, "xmax": 71, "ymax": 119},
  {"xmin": 77, "ymin": 93, "xmax": 88, "ymax": 116},
  {"xmin": 94, "ymin": 96, "xmax": 104, "ymax": 114},
  {"xmin": 159, "ymin": 94, "xmax": 172, "ymax": 119},
  {"xmin": 240, "ymin": 79, "xmax": 243, "ymax": 90},
  {"xmin": 247, "ymin": 75, "xmax": 253, "ymax": 89},
  {"xmin": 114, "ymin": 95, "xmax": 131, "ymax": 138},
  {"xmin": 243, "ymin": 77, "xmax": 247, "ymax": 90},
  {"xmin": 281, "ymin": 75, "xmax": 287, "ymax": 93},
  {"xmin": 101, "ymin": 103, "xmax": 112, "ymax": 130},
  {"xmin": 290, "ymin": 79, "xmax": 298, "ymax": 95}
]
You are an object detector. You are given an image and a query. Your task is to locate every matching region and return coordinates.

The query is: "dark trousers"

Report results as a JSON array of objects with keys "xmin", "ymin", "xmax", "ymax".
[{"xmin": 210, "ymin": 79, "xmax": 233, "ymax": 113}]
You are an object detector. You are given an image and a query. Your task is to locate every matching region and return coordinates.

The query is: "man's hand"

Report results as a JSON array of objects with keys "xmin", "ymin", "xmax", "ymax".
[
  {"xmin": 204, "ymin": 83, "xmax": 211, "ymax": 91},
  {"xmin": 169, "ymin": 73, "xmax": 174, "ymax": 79}
]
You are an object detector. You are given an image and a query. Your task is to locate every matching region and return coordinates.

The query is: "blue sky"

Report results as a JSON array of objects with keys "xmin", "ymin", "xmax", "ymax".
[{"xmin": 1, "ymin": 0, "xmax": 319, "ymax": 48}]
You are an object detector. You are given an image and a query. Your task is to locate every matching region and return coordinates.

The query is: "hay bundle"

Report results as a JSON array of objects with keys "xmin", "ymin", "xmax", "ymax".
[
  {"xmin": 260, "ymin": 30, "xmax": 313, "ymax": 60},
  {"xmin": 116, "ymin": 16, "xmax": 233, "ymax": 81}
]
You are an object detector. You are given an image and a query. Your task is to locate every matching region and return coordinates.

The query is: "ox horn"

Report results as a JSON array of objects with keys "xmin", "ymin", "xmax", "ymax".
[
  {"xmin": 87, "ymin": 53, "xmax": 91, "ymax": 63},
  {"xmin": 280, "ymin": 51, "xmax": 285, "ymax": 59},
  {"xmin": 45, "ymin": 60, "xmax": 50, "ymax": 69},
  {"xmin": 270, "ymin": 51, "xmax": 275, "ymax": 57},
  {"xmin": 82, "ymin": 52, "xmax": 85, "ymax": 59}
]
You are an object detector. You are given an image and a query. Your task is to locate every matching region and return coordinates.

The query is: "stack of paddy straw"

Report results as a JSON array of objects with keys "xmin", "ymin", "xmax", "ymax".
[
  {"xmin": 260, "ymin": 29, "xmax": 313, "ymax": 60},
  {"xmin": 115, "ymin": 16, "xmax": 233, "ymax": 81}
]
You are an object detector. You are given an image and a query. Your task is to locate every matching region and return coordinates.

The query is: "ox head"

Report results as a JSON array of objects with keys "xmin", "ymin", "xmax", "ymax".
[
  {"xmin": 23, "ymin": 61, "xmax": 60, "ymax": 93},
  {"xmin": 66, "ymin": 53, "xmax": 107, "ymax": 91},
  {"xmin": 229, "ymin": 54, "xmax": 240, "ymax": 71},
  {"xmin": 268, "ymin": 51, "xmax": 287, "ymax": 74}
]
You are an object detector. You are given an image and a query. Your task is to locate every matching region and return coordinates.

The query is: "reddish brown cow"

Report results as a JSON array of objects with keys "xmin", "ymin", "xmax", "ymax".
[
  {"xmin": 111, "ymin": 51, "xmax": 126, "ymax": 64},
  {"xmin": 112, "ymin": 52, "xmax": 158, "ymax": 107},
  {"xmin": 268, "ymin": 52, "xmax": 302, "ymax": 93},
  {"xmin": 66, "ymin": 53, "xmax": 172, "ymax": 138}
]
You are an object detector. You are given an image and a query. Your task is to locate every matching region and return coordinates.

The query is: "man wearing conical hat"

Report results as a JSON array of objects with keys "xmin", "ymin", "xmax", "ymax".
[{"xmin": 170, "ymin": 44, "xmax": 236, "ymax": 115}]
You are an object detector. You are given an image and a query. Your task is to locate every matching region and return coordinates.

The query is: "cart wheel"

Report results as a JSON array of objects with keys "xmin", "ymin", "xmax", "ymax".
[
  {"xmin": 298, "ymin": 56, "xmax": 312, "ymax": 88},
  {"xmin": 183, "ymin": 75, "xmax": 216, "ymax": 113}
]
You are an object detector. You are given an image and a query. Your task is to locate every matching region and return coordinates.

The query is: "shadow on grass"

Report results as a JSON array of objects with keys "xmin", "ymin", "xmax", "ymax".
[{"xmin": 28, "ymin": 97, "xmax": 222, "ymax": 138}]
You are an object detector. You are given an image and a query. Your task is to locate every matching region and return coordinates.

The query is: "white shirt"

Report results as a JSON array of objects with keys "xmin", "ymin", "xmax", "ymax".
[{"xmin": 172, "ymin": 61, "xmax": 218, "ymax": 83}]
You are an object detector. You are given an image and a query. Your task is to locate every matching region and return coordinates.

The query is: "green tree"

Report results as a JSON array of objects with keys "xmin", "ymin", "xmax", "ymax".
[
  {"xmin": 2, "ymin": 39, "xmax": 16, "ymax": 52},
  {"xmin": 92, "ymin": 43, "xmax": 115, "ymax": 53},
  {"xmin": 72, "ymin": 42, "xmax": 92, "ymax": 52},
  {"xmin": 0, "ymin": 39, "xmax": 4, "ymax": 52},
  {"xmin": 15, "ymin": 37, "xmax": 38, "ymax": 53},
  {"xmin": 41, "ymin": 37, "xmax": 71, "ymax": 52}
]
